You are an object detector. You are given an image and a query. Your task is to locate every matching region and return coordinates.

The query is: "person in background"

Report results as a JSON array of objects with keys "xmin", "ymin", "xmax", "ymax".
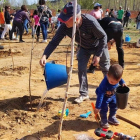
[
  {"xmin": 23, "ymin": 10, "xmax": 29, "ymax": 35},
  {"xmin": 117, "ymin": 6, "xmax": 124, "ymax": 23},
  {"xmin": 100, "ymin": 5, "xmax": 103, "ymax": 19},
  {"xmin": 94, "ymin": 64, "xmax": 126, "ymax": 128},
  {"xmin": 1, "ymin": 6, "xmax": 15, "ymax": 40},
  {"xmin": 105, "ymin": 9, "xmax": 109, "ymax": 17},
  {"xmin": 10, "ymin": 5, "xmax": 31, "ymax": 42},
  {"xmin": 40, "ymin": 2, "xmax": 110, "ymax": 104},
  {"xmin": 38, "ymin": 0, "xmax": 52, "ymax": 43},
  {"xmin": 30, "ymin": 14, "xmax": 35, "ymax": 38},
  {"xmin": 56, "ymin": 9, "xmax": 61, "ymax": 29},
  {"xmin": 136, "ymin": 12, "xmax": 140, "ymax": 31},
  {"xmin": 0, "ymin": 8, "xmax": 5, "ymax": 28},
  {"xmin": 123, "ymin": 8, "xmax": 131, "ymax": 28},
  {"xmin": 33, "ymin": 10, "xmax": 40, "ymax": 42},
  {"xmin": 90, "ymin": 3, "xmax": 102, "ymax": 20},
  {"xmin": 109, "ymin": 9, "xmax": 116, "ymax": 18}
]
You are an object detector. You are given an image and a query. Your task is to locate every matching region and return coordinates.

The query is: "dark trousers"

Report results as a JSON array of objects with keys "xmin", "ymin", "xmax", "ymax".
[
  {"xmin": 10, "ymin": 20, "xmax": 23, "ymax": 41},
  {"xmin": 35, "ymin": 25, "xmax": 40, "ymax": 37},
  {"xmin": 100, "ymin": 95, "xmax": 117, "ymax": 123},
  {"xmin": 105, "ymin": 22, "xmax": 124, "ymax": 68},
  {"xmin": 123, "ymin": 17, "xmax": 129, "ymax": 27}
]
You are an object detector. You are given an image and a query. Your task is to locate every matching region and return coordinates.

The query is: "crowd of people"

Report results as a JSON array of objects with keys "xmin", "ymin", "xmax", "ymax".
[{"xmin": 0, "ymin": 0, "xmax": 139, "ymax": 129}]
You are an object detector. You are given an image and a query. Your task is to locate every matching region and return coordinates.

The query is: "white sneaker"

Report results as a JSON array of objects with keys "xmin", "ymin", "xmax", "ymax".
[
  {"xmin": 42, "ymin": 40, "xmax": 47, "ymax": 43},
  {"xmin": 74, "ymin": 95, "xmax": 89, "ymax": 104}
]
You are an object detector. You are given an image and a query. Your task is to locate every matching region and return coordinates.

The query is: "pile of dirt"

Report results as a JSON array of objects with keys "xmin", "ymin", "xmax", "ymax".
[{"xmin": 0, "ymin": 66, "xmax": 29, "ymax": 76}]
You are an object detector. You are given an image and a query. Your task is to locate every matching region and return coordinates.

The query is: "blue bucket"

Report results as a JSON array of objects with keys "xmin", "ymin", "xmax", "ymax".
[
  {"xmin": 125, "ymin": 35, "xmax": 131, "ymax": 42},
  {"xmin": 44, "ymin": 62, "xmax": 68, "ymax": 90}
]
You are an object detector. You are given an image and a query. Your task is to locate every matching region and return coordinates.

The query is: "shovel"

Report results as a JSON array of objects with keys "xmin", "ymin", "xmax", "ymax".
[{"xmin": 91, "ymin": 102, "xmax": 100, "ymax": 123}]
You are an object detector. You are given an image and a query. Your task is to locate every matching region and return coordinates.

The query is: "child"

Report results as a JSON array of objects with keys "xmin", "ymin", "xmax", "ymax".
[
  {"xmin": 33, "ymin": 10, "xmax": 40, "ymax": 42},
  {"xmin": 94, "ymin": 64, "xmax": 126, "ymax": 129}
]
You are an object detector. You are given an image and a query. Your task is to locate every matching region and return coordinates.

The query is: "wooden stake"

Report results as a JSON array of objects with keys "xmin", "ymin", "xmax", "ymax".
[{"xmin": 58, "ymin": 1, "xmax": 77, "ymax": 140}]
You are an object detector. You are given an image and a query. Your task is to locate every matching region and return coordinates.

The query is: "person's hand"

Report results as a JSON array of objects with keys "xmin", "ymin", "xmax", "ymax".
[
  {"xmin": 122, "ymin": 83, "xmax": 126, "ymax": 87},
  {"xmin": 39, "ymin": 55, "xmax": 47, "ymax": 67},
  {"xmin": 106, "ymin": 91, "xmax": 113, "ymax": 96},
  {"xmin": 94, "ymin": 108, "xmax": 100, "ymax": 114},
  {"xmin": 92, "ymin": 56, "xmax": 100, "ymax": 66}
]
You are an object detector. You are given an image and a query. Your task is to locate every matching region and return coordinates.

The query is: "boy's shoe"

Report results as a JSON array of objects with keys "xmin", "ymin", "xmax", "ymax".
[
  {"xmin": 74, "ymin": 95, "xmax": 89, "ymax": 104},
  {"xmin": 100, "ymin": 121, "xmax": 110, "ymax": 129},
  {"xmin": 108, "ymin": 116, "xmax": 120, "ymax": 125},
  {"xmin": 42, "ymin": 39, "xmax": 47, "ymax": 43}
]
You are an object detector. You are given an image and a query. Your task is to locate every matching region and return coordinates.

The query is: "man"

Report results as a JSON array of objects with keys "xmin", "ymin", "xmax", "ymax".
[
  {"xmin": 123, "ymin": 8, "xmax": 131, "ymax": 28},
  {"xmin": 40, "ymin": 2, "xmax": 110, "ymax": 104},
  {"xmin": 117, "ymin": 6, "xmax": 124, "ymax": 23},
  {"xmin": 87, "ymin": 17, "xmax": 124, "ymax": 74}
]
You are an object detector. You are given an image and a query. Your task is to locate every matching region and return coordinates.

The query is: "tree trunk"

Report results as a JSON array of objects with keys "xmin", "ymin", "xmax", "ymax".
[
  {"xmin": 114, "ymin": 0, "xmax": 117, "ymax": 10},
  {"xmin": 108, "ymin": 0, "xmax": 111, "ymax": 9},
  {"xmin": 124, "ymin": 0, "xmax": 127, "ymax": 10},
  {"xmin": 133, "ymin": 0, "xmax": 135, "ymax": 10}
]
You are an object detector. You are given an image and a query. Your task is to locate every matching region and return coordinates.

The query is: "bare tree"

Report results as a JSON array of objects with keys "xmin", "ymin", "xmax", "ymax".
[
  {"xmin": 133, "ymin": 0, "xmax": 136, "ymax": 10},
  {"xmin": 124, "ymin": 0, "xmax": 127, "ymax": 10},
  {"xmin": 108, "ymin": 0, "xmax": 111, "ymax": 9}
]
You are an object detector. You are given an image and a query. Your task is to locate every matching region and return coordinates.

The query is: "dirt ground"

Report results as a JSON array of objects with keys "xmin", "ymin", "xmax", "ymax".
[{"xmin": 0, "ymin": 33, "xmax": 140, "ymax": 140}]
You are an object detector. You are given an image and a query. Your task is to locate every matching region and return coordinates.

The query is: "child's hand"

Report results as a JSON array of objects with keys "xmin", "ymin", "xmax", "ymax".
[
  {"xmin": 106, "ymin": 91, "xmax": 113, "ymax": 96},
  {"xmin": 122, "ymin": 83, "xmax": 126, "ymax": 87},
  {"xmin": 94, "ymin": 108, "xmax": 100, "ymax": 114}
]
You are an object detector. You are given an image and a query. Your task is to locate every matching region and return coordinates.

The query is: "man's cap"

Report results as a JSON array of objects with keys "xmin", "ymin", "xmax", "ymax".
[
  {"xmin": 58, "ymin": 1, "xmax": 81, "ymax": 23},
  {"xmin": 119, "ymin": 6, "xmax": 122, "ymax": 8},
  {"xmin": 94, "ymin": 3, "xmax": 101, "ymax": 7}
]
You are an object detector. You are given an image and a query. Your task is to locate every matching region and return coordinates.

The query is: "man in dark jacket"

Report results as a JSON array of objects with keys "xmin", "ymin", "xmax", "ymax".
[{"xmin": 87, "ymin": 17, "xmax": 124, "ymax": 73}]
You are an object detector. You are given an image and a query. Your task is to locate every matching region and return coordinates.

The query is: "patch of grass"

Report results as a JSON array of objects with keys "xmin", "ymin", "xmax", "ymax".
[{"xmin": 123, "ymin": 19, "xmax": 140, "ymax": 43}]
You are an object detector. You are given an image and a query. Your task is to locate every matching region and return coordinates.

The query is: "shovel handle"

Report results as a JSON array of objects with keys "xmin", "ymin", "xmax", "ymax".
[
  {"xmin": 91, "ymin": 102, "xmax": 95, "ymax": 109},
  {"xmin": 91, "ymin": 102, "xmax": 100, "ymax": 122}
]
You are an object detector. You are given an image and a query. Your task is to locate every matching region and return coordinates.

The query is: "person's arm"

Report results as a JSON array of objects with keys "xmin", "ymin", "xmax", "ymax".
[
  {"xmin": 40, "ymin": 24, "xmax": 67, "ymax": 66},
  {"xmin": 95, "ymin": 77, "xmax": 107, "ymax": 110},
  {"xmin": 24, "ymin": 12, "xmax": 31, "ymax": 22},
  {"xmin": 119, "ymin": 78, "xmax": 126, "ymax": 86}
]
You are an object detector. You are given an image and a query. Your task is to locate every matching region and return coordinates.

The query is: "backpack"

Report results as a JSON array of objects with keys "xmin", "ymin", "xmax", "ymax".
[
  {"xmin": 38, "ymin": 6, "xmax": 52, "ymax": 22},
  {"xmin": 126, "ymin": 11, "xmax": 131, "ymax": 17}
]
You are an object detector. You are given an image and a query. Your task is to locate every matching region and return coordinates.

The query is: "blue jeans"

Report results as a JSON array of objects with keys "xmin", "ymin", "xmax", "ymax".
[
  {"xmin": 23, "ymin": 19, "xmax": 28, "ymax": 33},
  {"xmin": 40, "ymin": 21, "xmax": 48, "ymax": 40}
]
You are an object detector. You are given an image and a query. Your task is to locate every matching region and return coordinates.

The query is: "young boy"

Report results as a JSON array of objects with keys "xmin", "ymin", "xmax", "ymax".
[{"xmin": 94, "ymin": 64, "xmax": 126, "ymax": 129}]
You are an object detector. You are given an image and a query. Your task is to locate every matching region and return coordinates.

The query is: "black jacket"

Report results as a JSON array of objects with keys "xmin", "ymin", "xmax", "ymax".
[{"xmin": 4, "ymin": 11, "xmax": 12, "ymax": 24}]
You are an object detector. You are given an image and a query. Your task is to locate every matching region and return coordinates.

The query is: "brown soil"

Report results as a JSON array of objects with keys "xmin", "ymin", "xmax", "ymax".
[{"xmin": 0, "ymin": 34, "xmax": 140, "ymax": 140}]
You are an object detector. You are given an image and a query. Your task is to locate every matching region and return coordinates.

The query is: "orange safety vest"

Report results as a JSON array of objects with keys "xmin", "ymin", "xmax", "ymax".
[{"xmin": 0, "ymin": 12, "xmax": 5, "ymax": 24}]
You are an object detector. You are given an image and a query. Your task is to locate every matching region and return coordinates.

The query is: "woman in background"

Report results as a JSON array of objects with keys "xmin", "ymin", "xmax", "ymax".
[{"xmin": 38, "ymin": 0, "xmax": 52, "ymax": 43}]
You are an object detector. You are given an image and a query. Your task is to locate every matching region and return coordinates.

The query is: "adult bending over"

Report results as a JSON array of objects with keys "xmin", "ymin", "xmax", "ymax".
[
  {"xmin": 39, "ymin": 2, "xmax": 110, "ymax": 104},
  {"xmin": 10, "ymin": 5, "xmax": 31, "ymax": 42}
]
